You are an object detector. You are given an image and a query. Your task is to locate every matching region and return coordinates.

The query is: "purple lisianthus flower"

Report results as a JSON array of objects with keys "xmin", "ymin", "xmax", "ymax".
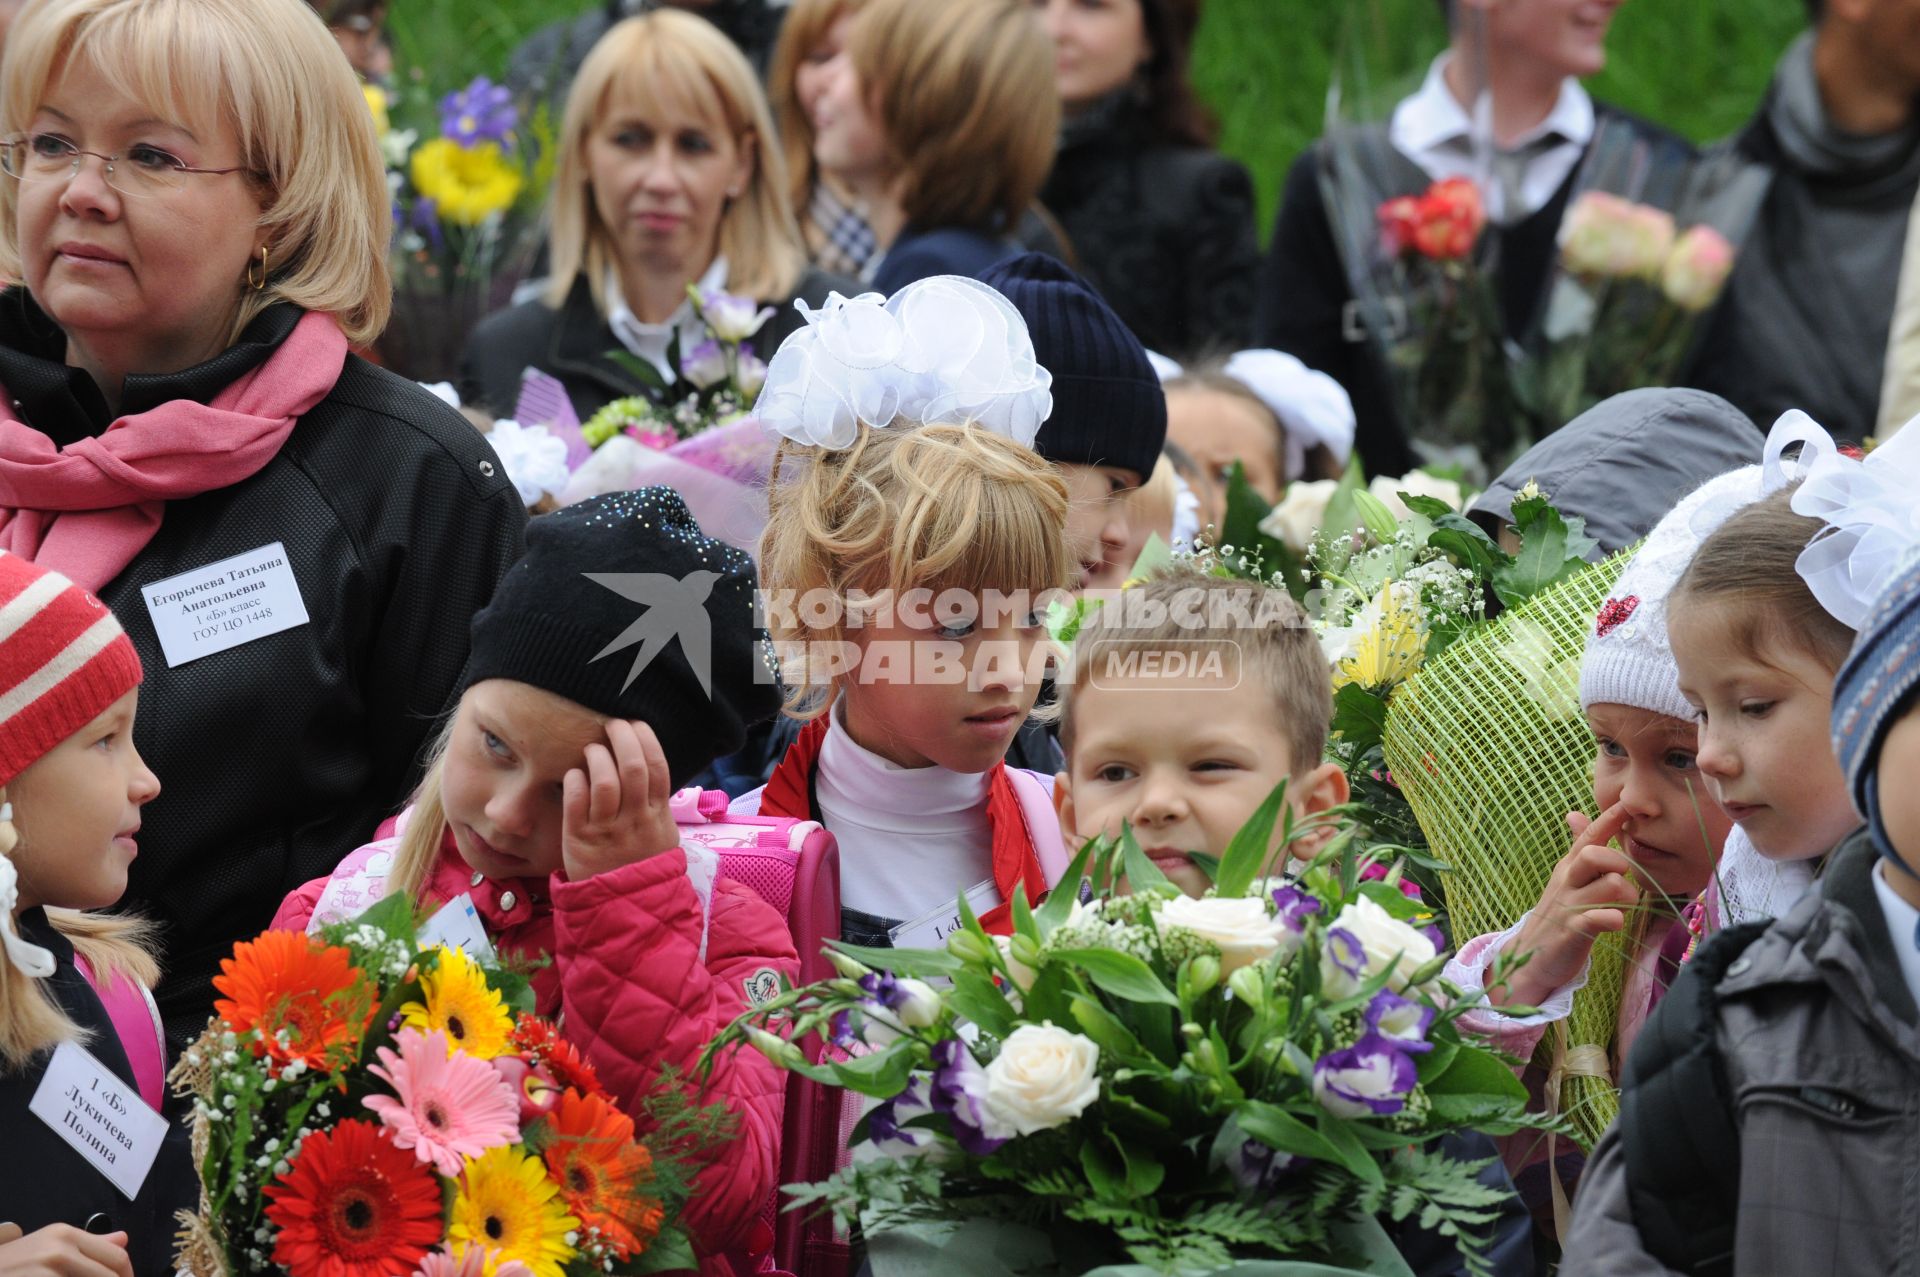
[
  {"xmin": 1321, "ymin": 925, "xmax": 1368, "ymax": 998},
  {"xmin": 859, "ymin": 970, "xmax": 908, "ymax": 1010},
  {"xmin": 680, "ymin": 337, "xmax": 729, "ymax": 390},
  {"xmin": 829, "ymin": 1009, "xmax": 858, "ymax": 1050},
  {"xmin": 1363, "ymin": 989, "xmax": 1435, "ymax": 1053},
  {"xmin": 735, "ymin": 346, "xmax": 768, "ymax": 400},
  {"xmin": 440, "ymin": 76, "xmax": 516, "ymax": 147},
  {"xmin": 699, "ymin": 289, "xmax": 777, "ymax": 343},
  {"xmin": 1271, "ymin": 884, "xmax": 1323, "ymax": 932},
  {"xmin": 868, "ymin": 1076, "xmax": 934, "ymax": 1155},
  {"xmin": 1227, "ymin": 1137, "xmax": 1306, "ymax": 1193},
  {"xmin": 929, "ymin": 1039, "xmax": 1010, "ymax": 1155},
  {"xmin": 1312, "ymin": 1034, "xmax": 1418, "ymax": 1119}
]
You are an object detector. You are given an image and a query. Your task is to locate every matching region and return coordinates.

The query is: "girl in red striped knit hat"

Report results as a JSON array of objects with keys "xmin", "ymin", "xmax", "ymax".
[{"xmin": 0, "ymin": 550, "xmax": 189, "ymax": 1277}]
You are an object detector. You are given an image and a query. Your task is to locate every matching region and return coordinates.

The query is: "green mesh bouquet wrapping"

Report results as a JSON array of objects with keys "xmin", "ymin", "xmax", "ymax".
[{"xmin": 1380, "ymin": 553, "xmax": 1630, "ymax": 1148}]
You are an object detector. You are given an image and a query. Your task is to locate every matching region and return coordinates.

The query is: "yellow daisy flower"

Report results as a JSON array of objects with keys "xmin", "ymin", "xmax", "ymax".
[
  {"xmin": 1334, "ymin": 586, "xmax": 1426, "ymax": 693},
  {"xmin": 410, "ymin": 138, "xmax": 523, "ymax": 226},
  {"xmin": 449, "ymin": 1146, "xmax": 580, "ymax": 1277},
  {"xmin": 399, "ymin": 946, "xmax": 515, "ymax": 1059}
]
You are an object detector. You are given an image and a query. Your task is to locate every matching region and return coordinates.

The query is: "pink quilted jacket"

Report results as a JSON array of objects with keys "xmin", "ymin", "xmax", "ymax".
[{"xmin": 272, "ymin": 820, "xmax": 798, "ymax": 1273}]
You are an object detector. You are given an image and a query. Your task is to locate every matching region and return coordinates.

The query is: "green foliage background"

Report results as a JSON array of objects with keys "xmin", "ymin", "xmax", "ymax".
[{"xmin": 389, "ymin": 0, "xmax": 1809, "ymax": 237}]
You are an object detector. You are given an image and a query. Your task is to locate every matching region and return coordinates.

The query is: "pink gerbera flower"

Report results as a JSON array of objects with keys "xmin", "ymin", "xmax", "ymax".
[
  {"xmin": 414, "ymin": 1247, "xmax": 535, "ymax": 1277},
  {"xmin": 365, "ymin": 1027, "xmax": 520, "ymax": 1176}
]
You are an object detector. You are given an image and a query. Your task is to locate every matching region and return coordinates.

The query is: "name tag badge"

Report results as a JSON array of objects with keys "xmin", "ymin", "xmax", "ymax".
[
  {"xmin": 141, "ymin": 542, "xmax": 309, "ymax": 668},
  {"xmin": 416, "ymin": 893, "xmax": 497, "ymax": 963},
  {"xmin": 29, "ymin": 1041, "xmax": 170, "ymax": 1200},
  {"xmin": 888, "ymin": 878, "xmax": 1002, "ymax": 952}
]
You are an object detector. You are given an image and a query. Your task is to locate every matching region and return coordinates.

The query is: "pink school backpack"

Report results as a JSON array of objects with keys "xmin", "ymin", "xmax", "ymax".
[{"xmin": 672, "ymin": 788, "xmax": 848, "ymax": 1277}]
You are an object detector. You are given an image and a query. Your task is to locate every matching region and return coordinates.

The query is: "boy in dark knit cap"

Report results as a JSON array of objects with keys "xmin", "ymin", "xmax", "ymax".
[
  {"xmin": 273, "ymin": 490, "xmax": 797, "ymax": 1269},
  {"xmin": 979, "ymin": 253, "xmax": 1168, "ymax": 590}
]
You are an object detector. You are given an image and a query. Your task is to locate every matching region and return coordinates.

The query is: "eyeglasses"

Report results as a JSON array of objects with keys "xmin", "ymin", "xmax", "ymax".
[{"xmin": 0, "ymin": 132, "xmax": 256, "ymax": 199}]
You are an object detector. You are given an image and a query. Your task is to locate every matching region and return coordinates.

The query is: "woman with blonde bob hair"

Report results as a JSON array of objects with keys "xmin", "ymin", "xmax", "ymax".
[
  {"xmin": 807, "ymin": 0, "xmax": 1061, "ymax": 292},
  {"xmin": 0, "ymin": 0, "xmax": 527, "ymax": 1049},
  {"xmin": 463, "ymin": 9, "xmax": 849, "ymax": 421}
]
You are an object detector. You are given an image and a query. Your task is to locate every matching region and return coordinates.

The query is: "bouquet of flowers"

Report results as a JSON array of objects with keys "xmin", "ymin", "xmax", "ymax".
[
  {"xmin": 170, "ymin": 894, "xmax": 721, "ymax": 1277},
  {"xmin": 580, "ymin": 287, "xmax": 774, "ymax": 450},
  {"xmin": 710, "ymin": 797, "xmax": 1547, "ymax": 1276},
  {"xmin": 376, "ymin": 76, "xmax": 555, "ymax": 382},
  {"xmin": 1518, "ymin": 190, "xmax": 1738, "ymax": 427}
]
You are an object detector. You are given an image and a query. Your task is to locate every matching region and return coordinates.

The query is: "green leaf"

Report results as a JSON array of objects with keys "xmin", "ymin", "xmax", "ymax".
[
  {"xmin": 1219, "ymin": 461, "xmax": 1275, "ymax": 555},
  {"xmin": 1398, "ymin": 493, "xmax": 1457, "ymax": 521},
  {"xmin": 1318, "ymin": 1115, "xmax": 1386, "ymax": 1185},
  {"xmin": 1494, "ymin": 494, "xmax": 1598, "ymax": 609},
  {"xmin": 1035, "ymin": 836, "xmax": 1101, "ymax": 937},
  {"xmin": 1319, "ymin": 455, "xmax": 1368, "ymax": 546},
  {"xmin": 1125, "ymin": 531, "xmax": 1174, "ymax": 583},
  {"xmin": 827, "ymin": 1047, "xmax": 921, "ymax": 1097},
  {"xmin": 946, "ymin": 970, "xmax": 1018, "ymax": 1037},
  {"xmin": 826, "ymin": 941, "xmax": 962, "ymax": 980},
  {"xmin": 1068, "ymin": 993, "xmax": 1153, "ymax": 1063},
  {"xmin": 1423, "ymin": 1045, "xmax": 1530, "ymax": 1105},
  {"xmin": 1214, "ymin": 777, "xmax": 1290, "ymax": 897},
  {"xmin": 607, "ymin": 348, "xmax": 671, "ymax": 395},
  {"xmin": 1118, "ymin": 821, "xmax": 1173, "ymax": 894},
  {"xmin": 1080, "ymin": 1138, "xmax": 1125, "ymax": 1198},
  {"xmin": 1330, "ymin": 683, "xmax": 1390, "ymax": 753},
  {"xmin": 1235, "ymin": 1100, "xmax": 1344, "ymax": 1163},
  {"xmin": 1355, "ymin": 879, "xmax": 1428, "ymax": 921},
  {"xmin": 1052, "ymin": 947, "xmax": 1180, "ymax": 1006},
  {"xmin": 630, "ymin": 1226, "xmax": 699, "ymax": 1273}
]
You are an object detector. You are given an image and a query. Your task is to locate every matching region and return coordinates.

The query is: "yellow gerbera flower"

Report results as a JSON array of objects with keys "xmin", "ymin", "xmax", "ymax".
[
  {"xmin": 399, "ymin": 947, "xmax": 515, "ymax": 1059},
  {"xmin": 1334, "ymin": 585, "xmax": 1426, "ymax": 693},
  {"xmin": 410, "ymin": 137, "xmax": 523, "ymax": 226},
  {"xmin": 449, "ymin": 1146, "xmax": 580, "ymax": 1277}
]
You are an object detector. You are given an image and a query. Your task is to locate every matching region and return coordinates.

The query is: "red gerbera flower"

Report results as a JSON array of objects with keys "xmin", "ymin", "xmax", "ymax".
[
  {"xmin": 512, "ymin": 1015, "xmax": 607, "ymax": 1100},
  {"xmin": 213, "ymin": 930, "xmax": 373, "ymax": 1071},
  {"xmin": 264, "ymin": 1119, "xmax": 445, "ymax": 1277},
  {"xmin": 542, "ymin": 1088, "xmax": 661, "ymax": 1258}
]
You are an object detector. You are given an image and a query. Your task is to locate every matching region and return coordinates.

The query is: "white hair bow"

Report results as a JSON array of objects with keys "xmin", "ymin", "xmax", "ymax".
[
  {"xmin": 0, "ymin": 805, "xmax": 56, "ymax": 979},
  {"xmin": 1763, "ymin": 409, "xmax": 1920, "ymax": 629},
  {"xmin": 1222, "ymin": 350, "xmax": 1356, "ymax": 480},
  {"xmin": 751, "ymin": 276, "xmax": 1052, "ymax": 452}
]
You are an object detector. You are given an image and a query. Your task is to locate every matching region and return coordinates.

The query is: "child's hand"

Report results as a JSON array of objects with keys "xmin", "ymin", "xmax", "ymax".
[
  {"xmin": 560, "ymin": 720, "xmax": 681, "ymax": 882},
  {"xmin": 0, "ymin": 1223, "xmax": 135, "ymax": 1277},
  {"xmin": 1491, "ymin": 803, "xmax": 1640, "ymax": 1009}
]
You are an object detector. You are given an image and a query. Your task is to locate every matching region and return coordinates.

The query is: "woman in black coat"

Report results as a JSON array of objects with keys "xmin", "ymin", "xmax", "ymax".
[
  {"xmin": 464, "ymin": 9, "xmax": 851, "ymax": 422},
  {"xmin": 1034, "ymin": 0, "xmax": 1258, "ymax": 360},
  {"xmin": 0, "ymin": 0, "xmax": 526, "ymax": 1050}
]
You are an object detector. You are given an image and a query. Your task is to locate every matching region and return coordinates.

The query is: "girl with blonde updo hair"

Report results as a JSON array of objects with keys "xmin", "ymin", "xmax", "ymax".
[{"xmin": 734, "ymin": 275, "xmax": 1075, "ymax": 948}]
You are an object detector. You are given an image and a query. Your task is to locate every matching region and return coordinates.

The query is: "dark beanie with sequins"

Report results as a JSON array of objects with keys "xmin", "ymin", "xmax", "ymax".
[
  {"xmin": 463, "ymin": 489, "xmax": 781, "ymax": 789},
  {"xmin": 1833, "ymin": 552, "xmax": 1920, "ymax": 864}
]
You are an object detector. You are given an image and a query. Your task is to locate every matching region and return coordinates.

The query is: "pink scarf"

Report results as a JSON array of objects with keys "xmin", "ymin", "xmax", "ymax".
[{"xmin": 0, "ymin": 310, "xmax": 348, "ymax": 591}]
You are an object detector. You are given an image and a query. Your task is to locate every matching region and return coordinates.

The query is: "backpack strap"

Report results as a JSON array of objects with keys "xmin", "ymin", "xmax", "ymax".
[
  {"xmin": 1005, "ymin": 768, "xmax": 1069, "ymax": 887},
  {"xmin": 76, "ymin": 957, "xmax": 166, "ymax": 1112},
  {"xmin": 1618, "ymin": 919, "xmax": 1771, "ymax": 1277}
]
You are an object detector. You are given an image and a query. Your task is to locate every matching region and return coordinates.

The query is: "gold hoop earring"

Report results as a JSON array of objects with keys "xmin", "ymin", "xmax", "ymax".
[{"xmin": 246, "ymin": 246, "xmax": 267, "ymax": 291}]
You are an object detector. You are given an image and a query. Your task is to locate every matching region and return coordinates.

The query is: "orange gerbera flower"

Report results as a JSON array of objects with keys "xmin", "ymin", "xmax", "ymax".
[
  {"xmin": 542, "ymin": 1088, "xmax": 661, "ymax": 1257},
  {"xmin": 213, "ymin": 930, "xmax": 373, "ymax": 1070}
]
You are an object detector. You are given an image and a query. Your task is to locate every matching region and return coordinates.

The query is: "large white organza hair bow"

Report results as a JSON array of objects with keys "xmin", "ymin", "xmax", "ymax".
[
  {"xmin": 1761, "ymin": 409, "xmax": 1920, "ymax": 629},
  {"xmin": 0, "ymin": 805, "xmax": 55, "ymax": 979},
  {"xmin": 750, "ymin": 276, "xmax": 1052, "ymax": 451}
]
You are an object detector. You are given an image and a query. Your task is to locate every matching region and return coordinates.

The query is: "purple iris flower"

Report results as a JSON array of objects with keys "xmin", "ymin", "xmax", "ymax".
[
  {"xmin": 1363, "ymin": 988, "xmax": 1435, "ymax": 1053},
  {"xmin": 928, "ymin": 1039, "xmax": 1008, "ymax": 1155},
  {"xmin": 440, "ymin": 76, "xmax": 517, "ymax": 147},
  {"xmin": 408, "ymin": 197, "xmax": 444, "ymax": 252},
  {"xmin": 1311, "ymin": 1034, "xmax": 1419, "ymax": 1119}
]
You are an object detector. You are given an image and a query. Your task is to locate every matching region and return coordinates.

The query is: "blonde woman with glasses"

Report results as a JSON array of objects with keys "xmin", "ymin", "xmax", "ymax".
[{"xmin": 0, "ymin": 0, "xmax": 528, "ymax": 1051}]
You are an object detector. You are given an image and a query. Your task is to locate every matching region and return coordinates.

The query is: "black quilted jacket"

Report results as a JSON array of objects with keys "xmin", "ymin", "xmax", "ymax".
[{"xmin": 0, "ymin": 291, "xmax": 528, "ymax": 1050}]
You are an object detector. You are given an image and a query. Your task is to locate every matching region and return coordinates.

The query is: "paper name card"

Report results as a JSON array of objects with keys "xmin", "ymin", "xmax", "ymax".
[{"xmin": 141, "ymin": 541, "xmax": 310, "ymax": 667}]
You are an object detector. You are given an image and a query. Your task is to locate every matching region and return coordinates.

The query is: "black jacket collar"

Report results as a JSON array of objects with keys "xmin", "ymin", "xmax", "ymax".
[
  {"xmin": 543, "ymin": 275, "xmax": 651, "ymax": 402},
  {"xmin": 0, "ymin": 289, "xmax": 302, "ymax": 446}
]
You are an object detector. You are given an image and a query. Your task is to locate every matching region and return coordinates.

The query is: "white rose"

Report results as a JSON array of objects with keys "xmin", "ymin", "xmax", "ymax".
[
  {"xmin": 1259, "ymin": 479, "xmax": 1339, "ymax": 551},
  {"xmin": 982, "ymin": 1023, "xmax": 1101, "ymax": 1135},
  {"xmin": 1366, "ymin": 473, "xmax": 1465, "ymax": 522},
  {"xmin": 1320, "ymin": 896, "xmax": 1439, "ymax": 998},
  {"xmin": 1153, "ymin": 894, "xmax": 1303, "ymax": 973}
]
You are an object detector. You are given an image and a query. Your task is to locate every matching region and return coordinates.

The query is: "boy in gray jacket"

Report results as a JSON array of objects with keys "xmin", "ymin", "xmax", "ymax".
[{"xmin": 1562, "ymin": 549, "xmax": 1920, "ymax": 1276}]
